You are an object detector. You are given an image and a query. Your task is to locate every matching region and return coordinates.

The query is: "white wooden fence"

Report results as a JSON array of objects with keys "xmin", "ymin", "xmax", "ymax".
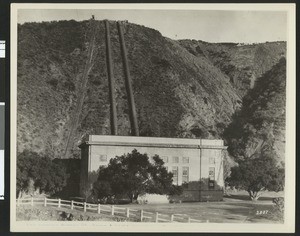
[{"xmin": 16, "ymin": 197, "xmax": 203, "ymax": 223}]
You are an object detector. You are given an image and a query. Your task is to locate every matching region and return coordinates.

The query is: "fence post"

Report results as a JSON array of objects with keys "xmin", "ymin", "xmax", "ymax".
[
  {"xmin": 187, "ymin": 217, "xmax": 191, "ymax": 223},
  {"xmin": 31, "ymin": 197, "xmax": 33, "ymax": 206},
  {"xmin": 58, "ymin": 198, "xmax": 61, "ymax": 208},
  {"xmin": 170, "ymin": 214, "xmax": 174, "ymax": 222},
  {"xmin": 140, "ymin": 209, "xmax": 143, "ymax": 222},
  {"xmin": 126, "ymin": 208, "xmax": 130, "ymax": 218},
  {"xmin": 111, "ymin": 205, "xmax": 114, "ymax": 215},
  {"xmin": 84, "ymin": 202, "xmax": 87, "ymax": 212},
  {"xmin": 71, "ymin": 200, "xmax": 74, "ymax": 210},
  {"xmin": 44, "ymin": 197, "xmax": 47, "ymax": 207},
  {"xmin": 206, "ymin": 219, "xmax": 209, "ymax": 223},
  {"xmin": 97, "ymin": 204, "xmax": 101, "ymax": 214},
  {"xmin": 155, "ymin": 212, "xmax": 159, "ymax": 223}
]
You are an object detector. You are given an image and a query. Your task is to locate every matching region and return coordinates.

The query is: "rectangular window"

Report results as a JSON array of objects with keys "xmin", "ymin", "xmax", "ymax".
[
  {"xmin": 162, "ymin": 156, "xmax": 168, "ymax": 163},
  {"xmin": 209, "ymin": 167, "xmax": 215, "ymax": 180},
  {"xmin": 99, "ymin": 154, "xmax": 107, "ymax": 162},
  {"xmin": 172, "ymin": 156, "xmax": 179, "ymax": 163},
  {"xmin": 182, "ymin": 167, "xmax": 189, "ymax": 183},
  {"xmin": 209, "ymin": 167, "xmax": 215, "ymax": 189},
  {"xmin": 172, "ymin": 166, "xmax": 178, "ymax": 185},
  {"xmin": 182, "ymin": 157, "xmax": 189, "ymax": 164},
  {"xmin": 209, "ymin": 157, "xmax": 215, "ymax": 165}
]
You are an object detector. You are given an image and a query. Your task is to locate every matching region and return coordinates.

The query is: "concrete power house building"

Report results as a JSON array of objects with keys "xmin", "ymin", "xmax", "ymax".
[
  {"xmin": 79, "ymin": 135, "xmax": 226, "ymax": 201},
  {"xmin": 79, "ymin": 20, "xmax": 226, "ymax": 201}
]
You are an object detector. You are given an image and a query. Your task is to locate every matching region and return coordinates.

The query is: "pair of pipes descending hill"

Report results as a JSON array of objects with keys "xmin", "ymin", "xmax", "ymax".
[{"xmin": 63, "ymin": 19, "xmax": 140, "ymax": 159}]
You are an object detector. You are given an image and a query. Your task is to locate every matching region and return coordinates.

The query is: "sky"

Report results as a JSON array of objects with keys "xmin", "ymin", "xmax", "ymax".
[{"xmin": 17, "ymin": 9, "xmax": 287, "ymax": 43}]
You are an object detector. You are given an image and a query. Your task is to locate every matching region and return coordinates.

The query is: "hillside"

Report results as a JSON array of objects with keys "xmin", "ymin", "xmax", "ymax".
[
  {"xmin": 224, "ymin": 58, "xmax": 286, "ymax": 162},
  {"xmin": 17, "ymin": 20, "xmax": 286, "ymax": 159},
  {"xmin": 179, "ymin": 40, "xmax": 286, "ymax": 97}
]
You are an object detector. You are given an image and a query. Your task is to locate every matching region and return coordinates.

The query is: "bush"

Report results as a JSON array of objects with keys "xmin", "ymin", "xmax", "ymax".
[
  {"xmin": 273, "ymin": 197, "xmax": 284, "ymax": 213},
  {"xmin": 182, "ymin": 178, "xmax": 223, "ymax": 191}
]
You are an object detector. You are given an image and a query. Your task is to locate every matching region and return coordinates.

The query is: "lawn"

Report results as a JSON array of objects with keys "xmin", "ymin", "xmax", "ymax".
[
  {"xmin": 117, "ymin": 201, "xmax": 277, "ymax": 223},
  {"xmin": 116, "ymin": 191, "xmax": 284, "ymax": 223},
  {"xmin": 16, "ymin": 191, "xmax": 284, "ymax": 223}
]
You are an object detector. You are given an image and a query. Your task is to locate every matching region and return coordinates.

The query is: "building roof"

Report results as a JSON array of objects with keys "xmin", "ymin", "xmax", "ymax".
[{"xmin": 79, "ymin": 135, "xmax": 227, "ymax": 150}]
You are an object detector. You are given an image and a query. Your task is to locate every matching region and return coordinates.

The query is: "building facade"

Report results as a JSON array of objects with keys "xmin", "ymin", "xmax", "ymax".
[{"xmin": 79, "ymin": 135, "xmax": 227, "ymax": 201}]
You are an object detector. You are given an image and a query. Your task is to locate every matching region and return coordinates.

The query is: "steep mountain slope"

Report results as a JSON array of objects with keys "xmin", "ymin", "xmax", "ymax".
[
  {"xmin": 179, "ymin": 40, "xmax": 286, "ymax": 96},
  {"xmin": 17, "ymin": 20, "xmax": 286, "ymax": 159},
  {"xmin": 224, "ymin": 58, "xmax": 286, "ymax": 162}
]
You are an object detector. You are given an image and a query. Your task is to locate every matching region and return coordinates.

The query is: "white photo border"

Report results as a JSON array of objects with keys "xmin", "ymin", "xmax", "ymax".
[{"xmin": 10, "ymin": 3, "xmax": 296, "ymax": 233}]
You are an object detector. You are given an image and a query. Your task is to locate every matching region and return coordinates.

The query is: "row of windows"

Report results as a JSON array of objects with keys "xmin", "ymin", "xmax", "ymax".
[
  {"xmin": 162, "ymin": 156, "xmax": 216, "ymax": 165},
  {"xmin": 161, "ymin": 156, "xmax": 189, "ymax": 164},
  {"xmin": 170, "ymin": 166, "xmax": 189, "ymax": 184},
  {"xmin": 98, "ymin": 155, "xmax": 190, "ymax": 163},
  {"xmin": 99, "ymin": 155, "xmax": 216, "ymax": 165},
  {"xmin": 98, "ymin": 164, "xmax": 215, "ymax": 186},
  {"xmin": 171, "ymin": 167, "xmax": 215, "ymax": 185}
]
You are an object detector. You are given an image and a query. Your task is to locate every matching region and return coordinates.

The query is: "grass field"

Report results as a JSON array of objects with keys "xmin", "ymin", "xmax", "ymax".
[
  {"xmin": 17, "ymin": 191, "xmax": 283, "ymax": 223},
  {"xmin": 119, "ymin": 200, "xmax": 277, "ymax": 223},
  {"xmin": 111, "ymin": 191, "xmax": 283, "ymax": 223}
]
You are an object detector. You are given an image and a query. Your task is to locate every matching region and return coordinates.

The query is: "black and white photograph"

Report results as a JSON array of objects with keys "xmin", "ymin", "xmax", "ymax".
[{"xmin": 10, "ymin": 3, "xmax": 296, "ymax": 233}]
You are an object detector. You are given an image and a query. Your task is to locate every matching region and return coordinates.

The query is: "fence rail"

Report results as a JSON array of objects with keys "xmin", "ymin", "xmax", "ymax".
[{"xmin": 16, "ymin": 197, "xmax": 204, "ymax": 223}]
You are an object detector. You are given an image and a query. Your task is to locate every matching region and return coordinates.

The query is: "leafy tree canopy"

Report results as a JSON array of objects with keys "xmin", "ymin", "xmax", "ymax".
[
  {"xmin": 52, "ymin": 158, "xmax": 81, "ymax": 198},
  {"xmin": 226, "ymin": 149, "xmax": 284, "ymax": 200},
  {"xmin": 92, "ymin": 149, "xmax": 178, "ymax": 202},
  {"xmin": 17, "ymin": 150, "xmax": 68, "ymax": 196}
]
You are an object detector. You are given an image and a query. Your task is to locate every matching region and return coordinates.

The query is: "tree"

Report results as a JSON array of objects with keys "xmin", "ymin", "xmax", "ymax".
[
  {"xmin": 92, "ymin": 149, "xmax": 176, "ymax": 203},
  {"xmin": 226, "ymin": 150, "xmax": 284, "ymax": 200},
  {"xmin": 17, "ymin": 150, "xmax": 68, "ymax": 197},
  {"xmin": 82, "ymin": 171, "xmax": 98, "ymax": 202},
  {"xmin": 53, "ymin": 158, "xmax": 81, "ymax": 198},
  {"xmin": 92, "ymin": 180, "xmax": 113, "ymax": 203}
]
